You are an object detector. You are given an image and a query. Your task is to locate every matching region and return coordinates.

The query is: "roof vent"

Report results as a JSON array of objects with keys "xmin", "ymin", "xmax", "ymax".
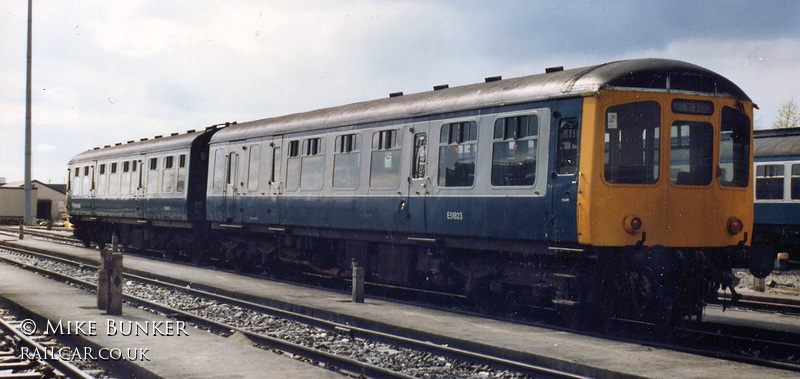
[
  {"xmin": 433, "ymin": 84, "xmax": 449, "ymax": 91},
  {"xmin": 545, "ymin": 66, "xmax": 564, "ymax": 73},
  {"xmin": 389, "ymin": 92, "xmax": 404, "ymax": 98},
  {"xmin": 485, "ymin": 76, "xmax": 502, "ymax": 83}
]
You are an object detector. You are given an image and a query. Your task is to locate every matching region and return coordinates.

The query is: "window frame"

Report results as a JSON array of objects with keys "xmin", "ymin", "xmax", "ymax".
[
  {"xmin": 490, "ymin": 114, "xmax": 540, "ymax": 188},
  {"xmin": 333, "ymin": 133, "xmax": 361, "ymax": 190}
]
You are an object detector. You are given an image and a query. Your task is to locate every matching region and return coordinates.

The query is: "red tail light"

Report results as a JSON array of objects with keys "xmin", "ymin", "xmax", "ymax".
[
  {"xmin": 727, "ymin": 217, "xmax": 744, "ymax": 235},
  {"xmin": 623, "ymin": 215, "xmax": 643, "ymax": 234}
]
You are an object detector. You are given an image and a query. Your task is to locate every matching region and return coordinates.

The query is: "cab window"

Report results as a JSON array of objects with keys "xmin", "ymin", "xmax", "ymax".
[
  {"xmin": 604, "ymin": 101, "xmax": 661, "ymax": 184},
  {"xmin": 670, "ymin": 122, "xmax": 713, "ymax": 185},
  {"xmin": 719, "ymin": 106, "xmax": 751, "ymax": 188}
]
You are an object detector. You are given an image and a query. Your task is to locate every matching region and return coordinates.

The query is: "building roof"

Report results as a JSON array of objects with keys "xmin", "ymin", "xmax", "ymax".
[{"xmin": 0, "ymin": 180, "xmax": 67, "ymax": 194}]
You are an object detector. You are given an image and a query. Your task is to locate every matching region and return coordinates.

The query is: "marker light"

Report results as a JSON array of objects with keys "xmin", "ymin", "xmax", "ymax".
[
  {"xmin": 623, "ymin": 215, "xmax": 643, "ymax": 234},
  {"xmin": 727, "ymin": 217, "xmax": 744, "ymax": 235}
]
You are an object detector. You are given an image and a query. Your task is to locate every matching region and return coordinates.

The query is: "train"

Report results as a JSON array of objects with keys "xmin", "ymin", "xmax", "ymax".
[
  {"xmin": 752, "ymin": 127, "xmax": 800, "ymax": 267},
  {"xmin": 67, "ymin": 58, "xmax": 763, "ymax": 328}
]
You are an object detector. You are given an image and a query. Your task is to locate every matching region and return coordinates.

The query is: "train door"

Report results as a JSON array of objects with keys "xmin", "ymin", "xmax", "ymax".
[
  {"xmin": 223, "ymin": 148, "xmax": 241, "ymax": 222},
  {"xmin": 87, "ymin": 161, "xmax": 97, "ymax": 215},
  {"xmin": 406, "ymin": 122, "xmax": 430, "ymax": 233},
  {"xmin": 267, "ymin": 136, "xmax": 283, "ymax": 224},
  {"xmin": 134, "ymin": 158, "xmax": 145, "ymax": 219},
  {"xmin": 548, "ymin": 116, "xmax": 580, "ymax": 241}
]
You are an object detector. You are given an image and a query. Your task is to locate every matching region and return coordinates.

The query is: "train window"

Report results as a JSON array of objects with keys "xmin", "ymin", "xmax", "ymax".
[
  {"xmin": 82, "ymin": 166, "xmax": 92, "ymax": 194},
  {"xmin": 755, "ymin": 164, "xmax": 784, "ymax": 200},
  {"xmin": 439, "ymin": 121, "xmax": 477, "ymax": 187},
  {"xmin": 719, "ymin": 106, "xmax": 751, "ymax": 188},
  {"xmin": 370, "ymin": 129, "xmax": 401, "ymax": 189},
  {"xmin": 669, "ymin": 122, "xmax": 713, "ymax": 186},
  {"xmin": 556, "ymin": 119, "xmax": 578, "ymax": 175},
  {"xmin": 604, "ymin": 101, "xmax": 661, "ymax": 184},
  {"xmin": 247, "ymin": 145, "xmax": 260, "ymax": 192},
  {"xmin": 286, "ymin": 157, "xmax": 300, "ymax": 191},
  {"xmin": 492, "ymin": 116, "xmax": 538, "ymax": 186},
  {"xmin": 411, "ymin": 133, "xmax": 427, "ymax": 179},
  {"xmin": 334, "ymin": 134, "xmax": 360, "ymax": 189},
  {"xmin": 97, "ymin": 164, "xmax": 107, "ymax": 196},
  {"xmin": 303, "ymin": 138, "xmax": 324, "ymax": 156},
  {"xmin": 792, "ymin": 164, "xmax": 800, "ymax": 200},
  {"xmin": 286, "ymin": 140, "xmax": 300, "ymax": 191},
  {"xmin": 212, "ymin": 150, "xmax": 225, "ymax": 192},
  {"xmin": 121, "ymin": 161, "xmax": 131, "ymax": 195},
  {"xmin": 288, "ymin": 140, "xmax": 300, "ymax": 157},
  {"xmin": 162, "ymin": 156, "xmax": 175, "ymax": 193},
  {"xmin": 373, "ymin": 130, "xmax": 399, "ymax": 150},
  {"xmin": 300, "ymin": 138, "xmax": 324, "ymax": 190},
  {"xmin": 177, "ymin": 154, "xmax": 187, "ymax": 193},
  {"xmin": 108, "ymin": 162, "xmax": 118, "ymax": 195},
  {"xmin": 147, "ymin": 158, "xmax": 159, "ymax": 194}
]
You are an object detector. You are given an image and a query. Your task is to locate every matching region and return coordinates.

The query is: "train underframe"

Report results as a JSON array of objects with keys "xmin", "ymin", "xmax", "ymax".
[{"xmin": 72, "ymin": 218, "xmax": 743, "ymax": 328}]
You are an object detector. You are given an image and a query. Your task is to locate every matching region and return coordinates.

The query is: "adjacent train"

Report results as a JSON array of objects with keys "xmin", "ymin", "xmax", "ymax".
[
  {"xmin": 753, "ymin": 127, "xmax": 800, "ymax": 266},
  {"xmin": 68, "ymin": 58, "xmax": 761, "ymax": 327}
]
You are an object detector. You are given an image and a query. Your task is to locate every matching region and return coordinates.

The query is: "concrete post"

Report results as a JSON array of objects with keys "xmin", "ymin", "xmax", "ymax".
[
  {"xmin": 754, "ymin": 277, "xmax": 765, "ymax": 292},
  {"xmin": 18, "ymin": 223, "xmax": 24, "ymax": 240},
  {"xmin": 97, "ymin": 243, "xmax": 109, "ymax": 310},
  {"xmin": 352, "ymin": 259, "xmax": 364, "ymax": 303},
  {"xmin": 106, "ymin": 252, "xmax": 123, "ymax": 315}
]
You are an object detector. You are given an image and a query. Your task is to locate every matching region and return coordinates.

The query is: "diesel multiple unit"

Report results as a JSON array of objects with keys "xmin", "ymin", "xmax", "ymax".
[{"xmin": 68, "ymin": 59, "xmax": 761, "ymax": 327}]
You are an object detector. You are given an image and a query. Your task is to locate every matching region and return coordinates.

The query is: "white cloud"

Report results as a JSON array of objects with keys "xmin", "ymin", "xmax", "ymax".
[{"xmin": 36, "ymin": 144, "xmax": 56, "ymax": 152}]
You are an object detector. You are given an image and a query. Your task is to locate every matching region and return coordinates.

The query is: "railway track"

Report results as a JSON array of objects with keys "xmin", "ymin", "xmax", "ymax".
[
  {"xmin": 0, "ymin": 241, "xmax": 585, "ymax": 379},
  {"xmin": 0, "ymin": 307, "xmax": 101, "ymax": 379},
  {"xmin": 4, "ymin": 227, "xmax": 800, "ymax": 375}
]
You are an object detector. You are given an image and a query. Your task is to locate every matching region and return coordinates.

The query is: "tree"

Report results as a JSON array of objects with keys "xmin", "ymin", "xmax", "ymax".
[{"xmin": 772, "ymin": 98, "xmax": 800, "ymax": 129}]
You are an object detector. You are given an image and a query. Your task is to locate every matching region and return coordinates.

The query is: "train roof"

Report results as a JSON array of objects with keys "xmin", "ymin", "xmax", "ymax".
[
  {"xmin": 212, "ymin": 58, "xmax": 751, "ymax": 144},
  {"xmin": 754, "ymin": 127, "xmax": 800, "ymax": 158},
  {"xmin": 68, "ymin": 128, "xmax": 216, "ymax": 165}
]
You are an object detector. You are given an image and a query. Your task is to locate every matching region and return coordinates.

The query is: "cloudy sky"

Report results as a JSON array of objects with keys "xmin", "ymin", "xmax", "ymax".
[{"xmin": 2, "ymin": 1, "xmax": 799, "ymax": 184}]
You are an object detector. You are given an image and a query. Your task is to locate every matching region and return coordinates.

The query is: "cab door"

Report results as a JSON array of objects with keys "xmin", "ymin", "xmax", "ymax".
[
  {"xmin": 406, "ymin": 122, "xmax": 430, "ymax": 234},
  {"xmin": 548, "ymin": 117, "xmax": 580, "ymax": 241}
]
